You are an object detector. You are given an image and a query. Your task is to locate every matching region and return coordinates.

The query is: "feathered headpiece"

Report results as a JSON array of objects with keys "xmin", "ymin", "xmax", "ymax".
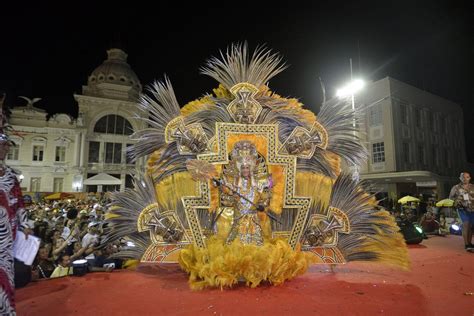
[{"xmin": 0, "ymin": 94, "xmax": 10, "ymax": 143}]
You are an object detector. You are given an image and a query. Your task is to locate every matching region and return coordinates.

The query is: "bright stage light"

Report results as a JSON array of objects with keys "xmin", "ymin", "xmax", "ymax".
[
  {"xmin": 451, "ymin": 224, "xmax": 460, "ymax": 231},
  {"xmin": 336, "ymin": 79, "xmax": 366, "ymax": 98}
]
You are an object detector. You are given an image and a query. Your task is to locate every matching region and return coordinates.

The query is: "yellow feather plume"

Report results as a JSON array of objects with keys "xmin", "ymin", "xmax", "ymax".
[{"xmin": 178, "ymin": 237, "xmax": 315, "ymax": 290}]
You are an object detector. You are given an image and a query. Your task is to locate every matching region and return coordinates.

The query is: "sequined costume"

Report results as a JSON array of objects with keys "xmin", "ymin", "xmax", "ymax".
[
  {"xmin": 218, "ymin": 141, "xmax": 273, "ymax": 246},
  {"xmin": 0, "ymin": 166, "xmax": 27, "ymax": 315}
]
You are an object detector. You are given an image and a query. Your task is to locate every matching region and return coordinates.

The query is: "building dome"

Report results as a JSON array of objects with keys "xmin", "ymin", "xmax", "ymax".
[{"xmin": 88, "ymin": 48, "xmax": 142, "ymax": 90}]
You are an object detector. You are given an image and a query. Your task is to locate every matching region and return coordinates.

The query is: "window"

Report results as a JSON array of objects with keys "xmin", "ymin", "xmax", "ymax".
[
  {"xmin": 32, "ymin": 145, "xmax": 44, "ymax": 161},
  {"xmin": 427, "ymin": 112, "xmax": 433, "ymax": 130},
  {"xmin": 372, "ymin": 142, "xmax": 385, "ymax": 163},
  {"xmin": 418, "ymin": 144, "xmax": 424, "ymax": 165},
  {"xmin": 432, "ymin": 144, "xmax": 438, "ymax": 166},
  {"xmin": 88, "ymin": 141, "xmax": 100, "ymax": 163},
  {"xmin": 53, "ymin": 178, "xmax": 63, "ymax": 192},
  {"xmin": 55, "ymin": 146, "xmax": 66, "ymax": 162},
  {"xmin": 94, "ymin": 115, "xmax": 133, "ymax": 135},
  {"xmin": 415, "ymin": 108, "xmax": 422, "ymax": 128},
  {"xmin": 440, "ymin": 117, "xmax": 446, "ymax": 134},
  {"xmin": 105, "ymin": 142, "xmax": 122, "ymax": 164},
  {"xmin": 403, "ymin": 142, "xmax": 410, "ymax": 164},
  {"xmin": 369, "ymin": 105, "xmax": 382, "ymax": 126},
  {"xmin": 399, "ymin": 101, "xmax": 408, "ymax": 124},
  {"xmin": 7, "ymin": 145, "xmax": 19, "ymax": 160},
  {"xmin": 444, "ymin": 118, "xmax": 449, "ymax": 134},
  {"xmin": 445, "ymin": 148, "xmax": 451, "ymax": 168},
  {"xmin": 30, "ymin": 177, "xmax": 41, "ymax": 192}
]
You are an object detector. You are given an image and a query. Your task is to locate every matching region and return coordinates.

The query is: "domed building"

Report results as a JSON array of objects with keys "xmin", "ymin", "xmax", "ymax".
[
  {"xmin": 74, "ymin": 48, "xmax": 146, "ymax": 192},
  {"xmin": 7, "ymin": 48, "xmax": 146, "ymax": 195},
  {"xmin": 82, "ymin": 48, "xmax": 142, "ymax": 101}
]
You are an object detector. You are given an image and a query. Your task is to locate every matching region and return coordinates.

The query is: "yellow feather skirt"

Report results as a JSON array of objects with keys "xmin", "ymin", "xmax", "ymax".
[{"xmin": 178, "ymin": 237, "xmax": 315, "ymax": 290}]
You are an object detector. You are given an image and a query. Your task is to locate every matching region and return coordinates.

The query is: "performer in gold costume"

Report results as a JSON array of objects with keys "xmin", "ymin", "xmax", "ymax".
[
  {"xmin": 103, "ymin": 43, "xmax": 410, "ymax": 290},
  {"xmin": 214, "ymin": 141, "xmax": 272, "ymax": 246}
]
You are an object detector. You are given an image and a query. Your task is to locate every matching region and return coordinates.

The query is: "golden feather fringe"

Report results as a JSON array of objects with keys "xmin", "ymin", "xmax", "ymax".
[
  {"xmin": 178, "ymin": 237, "xmax": 315, "ymax": 290},
  {"xmin": 154, "ymin": 172, "xmax": 198, "ymax": 211},
  {"xmin": 295, "ymin": 171, "xmax": 333, "ymax": 211}
]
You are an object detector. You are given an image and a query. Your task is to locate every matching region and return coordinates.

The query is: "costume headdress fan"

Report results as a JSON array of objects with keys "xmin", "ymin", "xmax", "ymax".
[
  {"xmin": 104, "ymin": 43, "xmax": 409, "ymax": 290},
  {"xmin": 0, "ymin": 94, "xmax": 10, "ymax": 143}
]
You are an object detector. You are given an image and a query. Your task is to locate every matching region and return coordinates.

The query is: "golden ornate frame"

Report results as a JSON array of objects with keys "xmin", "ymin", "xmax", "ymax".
[{"xmin": 182, "ymin": 122, "xmax": 312, "ymax": 249}]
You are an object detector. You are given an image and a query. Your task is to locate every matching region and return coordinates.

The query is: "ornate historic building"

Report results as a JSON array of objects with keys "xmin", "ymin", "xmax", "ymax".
[{"xmin": 7, "ymin": 48, "xmax": 145, "ymax": 193}]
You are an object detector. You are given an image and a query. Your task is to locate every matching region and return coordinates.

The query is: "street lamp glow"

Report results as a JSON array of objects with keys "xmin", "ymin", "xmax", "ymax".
[{"xmin": 336, "ymin": 79, "xmax": 366, "ymax": 98}]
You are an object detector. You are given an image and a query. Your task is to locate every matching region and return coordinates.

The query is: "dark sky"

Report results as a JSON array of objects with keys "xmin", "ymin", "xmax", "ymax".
[{"xmin": 1, "ymin": 1, "xmax": 472, "ymax": 159}]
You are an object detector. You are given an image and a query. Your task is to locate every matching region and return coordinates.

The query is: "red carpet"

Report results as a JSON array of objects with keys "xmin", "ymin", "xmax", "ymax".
[{"xmin": 16, "ymin": 235, "xmax": 473, "ymax": 315}]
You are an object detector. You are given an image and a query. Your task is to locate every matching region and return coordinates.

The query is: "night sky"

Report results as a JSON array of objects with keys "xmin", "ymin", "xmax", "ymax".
[{"xmin": 1, "ymin": 1, "xmax": 472, "ymax": 160}]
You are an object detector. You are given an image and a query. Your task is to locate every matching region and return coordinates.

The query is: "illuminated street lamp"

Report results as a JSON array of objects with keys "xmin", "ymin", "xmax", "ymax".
[
  {"xmin": 336, "ymin": 79, "xmax": 366, "ymax": 99},
  {"xmin": 336, "ymin": 59, "xmax": 366, "ymax": 181}
]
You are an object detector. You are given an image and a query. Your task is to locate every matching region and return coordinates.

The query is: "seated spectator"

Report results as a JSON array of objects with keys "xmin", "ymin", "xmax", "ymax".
[
  {"xmin": 82, "ymin": 222, "xmax": 100, "ymax": 249},
  {"xmin": 438, "ymin": 214, "xmax": 449, "ymax": 236},
  {"xmin": 50, "ymin": 254, "xmax": 73, "ymax": 278},
  {"xmin": 419, "ymin": 211, "xmax": 439, "ymax": 234},
  {"xmin": 32, "ymin": 246, "xmax": 56, "ymax": 280}
]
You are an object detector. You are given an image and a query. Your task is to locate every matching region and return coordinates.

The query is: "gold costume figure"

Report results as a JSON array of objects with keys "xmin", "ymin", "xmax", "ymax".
[
  {"xmin": 215, "ymin": 141, "xmax": 273, "ymax": 245},
  {"xmin": 105, "ymin": 43, "xmax": 410, "ymax": 289}
]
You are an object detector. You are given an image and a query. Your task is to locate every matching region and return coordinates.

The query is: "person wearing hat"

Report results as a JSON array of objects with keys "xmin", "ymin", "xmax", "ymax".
[
  {"xmin": 0, "ymin": 95, "xmax": 33, "ymax": 314},
  {"xmin": 80, "ymin": 222, "xmax": 101, "ymax": 265},
  {"xmin": 82, "ymin": 222, "xmax": 100, "ymax": 249}
]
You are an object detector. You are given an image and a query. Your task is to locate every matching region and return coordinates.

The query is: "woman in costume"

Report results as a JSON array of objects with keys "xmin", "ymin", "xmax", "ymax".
[
  {"xmin": 217, "ymin": 141, "xmax": 272, "ymax": 246},
  {"xmin": 0, "ymin": 95, "xmax": 32, "ymax": 314}
]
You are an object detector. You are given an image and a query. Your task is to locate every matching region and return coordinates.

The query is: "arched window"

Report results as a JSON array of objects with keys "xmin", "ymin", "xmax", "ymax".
[{"xmin": 94, "ymin": 115, "xmax": 133, "ymax": 135}]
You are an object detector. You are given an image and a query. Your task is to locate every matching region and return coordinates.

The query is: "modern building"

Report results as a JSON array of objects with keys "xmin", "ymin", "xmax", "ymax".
[
  {"xmin": 7, "ymin": 48, "xmax": 146, "ymax": 194},
  {"xmin": 356, "ymin": 77, "xmax": 466, "ymax": 202}
]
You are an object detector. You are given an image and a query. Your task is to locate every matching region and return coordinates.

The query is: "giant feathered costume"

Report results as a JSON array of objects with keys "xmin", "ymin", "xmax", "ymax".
[{"xmin": 103, "ymin": 43, "xmax": 409, "ymax": 289}]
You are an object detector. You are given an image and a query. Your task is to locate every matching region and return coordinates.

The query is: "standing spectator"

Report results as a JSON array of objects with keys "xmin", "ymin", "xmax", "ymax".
[
  {"xmin": 449, "ymin": 172, "xmax": 474, "ymax": 251},
  {"xmin": 0, "ymin": 97, "xmax": 33, "ymax": 314}
]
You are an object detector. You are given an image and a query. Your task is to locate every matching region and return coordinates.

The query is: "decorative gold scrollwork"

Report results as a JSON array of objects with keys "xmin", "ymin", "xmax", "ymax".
[
  {"xmin": 184, "ymin": 122, "xmax": 312, "ymax": 249},
  {"xmin": 227, "ymin": 83, "xmax": 262, "ymax": 124},
  {"xmin": 137, "ymin": 203, "xmax": 188, "ymax": 244},
  {"xmin": 165, "ymin": 116, "xmax": 209, "ymax": 154},
  {"xmin": 279, "ymin": 121, "xmax": 329, "ymax": 159},
  {"xmin": 302, "ymin": 206, "xmax": 350, "ymax": 248}
]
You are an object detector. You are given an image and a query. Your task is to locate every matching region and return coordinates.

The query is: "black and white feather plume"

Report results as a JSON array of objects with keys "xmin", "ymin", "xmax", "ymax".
[{"xmin": 128, "ymin": 76, "xmax": 181, "ymax": 161}]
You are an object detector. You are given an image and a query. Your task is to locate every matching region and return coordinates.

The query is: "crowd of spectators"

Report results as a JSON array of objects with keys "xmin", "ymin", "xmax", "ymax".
[{"xmin": 15, "ymin": 198, "xmax": 130, "ymax": 288}]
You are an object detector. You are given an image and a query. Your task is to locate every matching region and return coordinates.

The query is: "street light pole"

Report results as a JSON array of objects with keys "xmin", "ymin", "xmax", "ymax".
[
  {"xmin": 349, "ymin": 58, "xmax": 359, "ymax": 180},
  {"xmin": 350, "ymin": 58, "xmax": 356, "ymax": 128},
  {"xmin": 336, "ymin": 60, "xmax": 365, "ymax": 181}
]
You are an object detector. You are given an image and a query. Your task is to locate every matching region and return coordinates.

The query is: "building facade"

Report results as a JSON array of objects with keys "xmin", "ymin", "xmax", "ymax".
[
  {"xmin": 356, "ymin": 77, "xmax": 466, "ymax": 202},
  {"xmin": 7, "ymin": 48, "xmax": 145, "ymax": 193}
]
